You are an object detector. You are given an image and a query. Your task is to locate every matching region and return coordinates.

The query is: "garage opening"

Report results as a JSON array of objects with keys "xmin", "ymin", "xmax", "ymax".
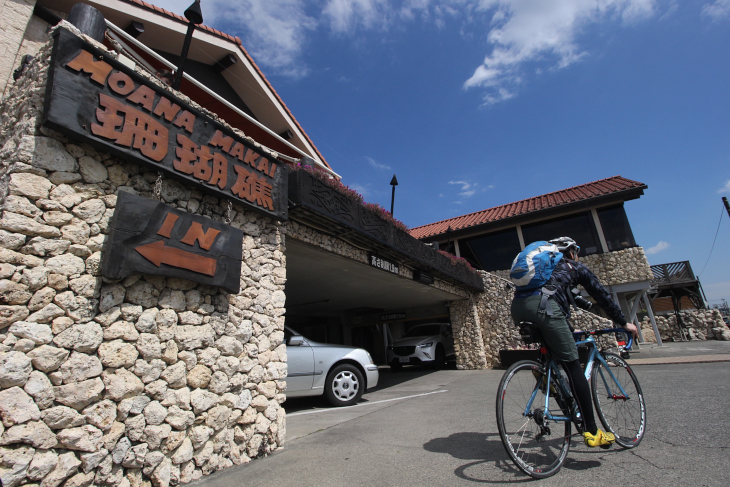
[{"xmin": 284, "ymin": 239, "xmax": 465, "ymax": 364}]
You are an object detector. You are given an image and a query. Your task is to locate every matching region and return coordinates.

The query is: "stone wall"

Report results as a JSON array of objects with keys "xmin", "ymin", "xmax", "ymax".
[
  {"xmin": 451, "ymin": 248, "xmax": 728, "ymax": 369},
  {"xmin": 580, "ymin": 247, "xmax": 653, "ymax": 286},
  {"xmin": 452, "ymin": 272, "xmax": 616, "ymax": 369},
  {"xmin": 641, "ymin": 309, "xmax": 729, "ymax": 342},
  {"xmin": 0, "ymin": 27, "xmax": 287, "ymax": 487}
]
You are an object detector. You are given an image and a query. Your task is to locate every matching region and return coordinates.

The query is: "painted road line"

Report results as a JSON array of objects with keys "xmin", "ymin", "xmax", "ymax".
[{"xmin": 287, "ymin": 390, "xmax": 449, "ymax": 417}]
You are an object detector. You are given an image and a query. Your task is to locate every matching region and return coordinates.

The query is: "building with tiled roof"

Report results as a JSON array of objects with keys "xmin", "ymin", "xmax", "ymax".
[
  {"xmin": 411, "ymin": 175, "xmax": 647, "ymax": 272},
  {"xmin": 19, "ymin": 0, "xmax": 336, "ymax": 176},
  {"xmin": 410, "ymin": 174, "xmax": 666, "ymax": 346},
  {"xmin": 411, "ymin": 175, "xmax": 646, "ymax": 240}
]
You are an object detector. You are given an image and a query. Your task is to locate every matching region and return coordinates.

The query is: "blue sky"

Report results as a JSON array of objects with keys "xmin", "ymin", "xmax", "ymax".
[{"xmin": 155, "ymin": 1, "xmax": 730, "ymax": 306}]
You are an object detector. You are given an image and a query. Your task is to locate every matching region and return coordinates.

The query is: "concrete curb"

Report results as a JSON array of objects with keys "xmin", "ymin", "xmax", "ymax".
[{"xmin": 626, "ymin": 354, "xmax": 730, "ymax": 365}]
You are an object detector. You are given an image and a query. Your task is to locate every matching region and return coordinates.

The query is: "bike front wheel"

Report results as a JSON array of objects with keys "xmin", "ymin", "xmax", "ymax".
[
  {"xmin": 496, "ymin": 360, "xmax": 571, "ymax": 479},
  {"xmin": 591, "ymin": 352, "xmax": 646, "ymax": 448}
]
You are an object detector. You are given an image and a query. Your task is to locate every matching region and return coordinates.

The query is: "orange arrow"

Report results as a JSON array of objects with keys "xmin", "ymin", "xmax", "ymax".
[{"xmin": 135, "ymin": 240, "xmax": 217, "ymax": 276}]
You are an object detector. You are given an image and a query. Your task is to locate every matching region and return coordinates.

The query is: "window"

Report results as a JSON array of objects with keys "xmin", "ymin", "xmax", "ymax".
[
  {"xmin": 460, "ymin": 228, "xmax": 522, "ymax": 271},
  {"xmin": 522, "ymin": 212, "xmax": 602, "ymax": 256},
  {"xmin": 597, "ymin": 205, "xmax": 636, "ymax": 251}
]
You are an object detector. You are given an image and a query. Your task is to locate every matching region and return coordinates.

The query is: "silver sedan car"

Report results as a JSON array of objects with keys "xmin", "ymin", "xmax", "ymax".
[{"xmin": 284, "ymin": 326, "xmax": 379, "ymax": 407}]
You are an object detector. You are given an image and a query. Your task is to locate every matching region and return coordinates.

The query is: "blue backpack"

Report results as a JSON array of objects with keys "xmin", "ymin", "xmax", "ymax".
[{"xmin": 509, "ymin": 241, "xmax": 563, "ymax": 291}]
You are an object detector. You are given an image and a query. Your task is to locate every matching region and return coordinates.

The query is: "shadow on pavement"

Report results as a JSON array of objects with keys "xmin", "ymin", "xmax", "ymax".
[
  {"xmin": 368, "ymin": 363, "xmax": 455, "ymax": 392},
  {"xmin": 283, "ymin": 362, "xmax": 455, "ymax": 413},
  {"xmin": 424, "ymin": 431, "xmax": 602, "ymax": 483}
]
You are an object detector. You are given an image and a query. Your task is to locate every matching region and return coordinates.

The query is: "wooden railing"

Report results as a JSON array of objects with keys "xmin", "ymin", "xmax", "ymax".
[{"xmin": 651, "ymin": 261, "xmax": 696, "ymax": 286}]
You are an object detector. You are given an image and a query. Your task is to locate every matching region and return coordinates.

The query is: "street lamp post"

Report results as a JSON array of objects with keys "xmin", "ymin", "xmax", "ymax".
[
  {"xmin": 172, "ymin": 1, "xmax": 204, "ymax": 91},
  {"xmin": 390, "ymin": 175, "xmax": 398, "ymax": 216}
]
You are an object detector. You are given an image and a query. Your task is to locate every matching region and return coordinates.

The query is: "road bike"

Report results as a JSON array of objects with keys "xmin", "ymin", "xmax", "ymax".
[{"xmin": 496, "ymin": 323, "xmax": 646, "ymax": 478}]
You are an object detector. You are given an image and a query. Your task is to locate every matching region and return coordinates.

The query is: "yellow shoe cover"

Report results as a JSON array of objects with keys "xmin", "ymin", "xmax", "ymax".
[{"xmin": 584, "ymin": 429, "xmax": 615, "ymax": 448}]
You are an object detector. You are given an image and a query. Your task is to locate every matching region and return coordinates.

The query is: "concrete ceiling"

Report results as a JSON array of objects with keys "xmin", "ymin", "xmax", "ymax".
[{"xmin": 285, "ymin": 239, "xmax": 465, "ymax": 318}]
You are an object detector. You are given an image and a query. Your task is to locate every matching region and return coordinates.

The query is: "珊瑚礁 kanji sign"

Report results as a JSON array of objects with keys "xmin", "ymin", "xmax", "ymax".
[
  {"xmin": 103, "ymin": 192, "xmax": 244, "ymax": 293},
  {"xmin": 43, "ymin": 28, "xmax": 287, "ymax": 221}
]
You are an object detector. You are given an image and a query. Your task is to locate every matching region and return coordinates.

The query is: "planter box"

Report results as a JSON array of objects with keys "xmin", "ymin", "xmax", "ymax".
[{"xmin": 499, "ymin": 349, "xmax": 541, "ymax": 368}]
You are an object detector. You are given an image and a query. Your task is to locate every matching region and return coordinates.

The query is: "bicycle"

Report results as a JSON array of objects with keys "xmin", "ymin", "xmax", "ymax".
[{"xmin": 496, "ymin": 323, "xmax": 646, "ymax": 478}]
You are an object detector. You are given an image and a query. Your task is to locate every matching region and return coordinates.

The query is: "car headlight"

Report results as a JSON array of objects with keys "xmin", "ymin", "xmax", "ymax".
[
  {"xmin": 417, "ymin": 342, "xmax": 433, "ymax": 348},
  {"xmin": 366, "ymin": 352, "xmax": 374, "ymax": 364}
]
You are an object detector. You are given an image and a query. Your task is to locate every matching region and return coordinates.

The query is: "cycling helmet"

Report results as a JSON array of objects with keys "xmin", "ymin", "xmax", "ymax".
[{"xmin": 549, "ymin": 236, "xmax": 580, "ymax": 254}]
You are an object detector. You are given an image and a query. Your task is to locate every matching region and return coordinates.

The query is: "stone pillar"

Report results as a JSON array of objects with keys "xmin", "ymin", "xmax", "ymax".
[
  {"xmin": 449, "ymin": 296, "xmax": 488, "ymax": 369},
  {"xmin": 0, "ymin": 0, "xmax": 37, "ymax": 97}
]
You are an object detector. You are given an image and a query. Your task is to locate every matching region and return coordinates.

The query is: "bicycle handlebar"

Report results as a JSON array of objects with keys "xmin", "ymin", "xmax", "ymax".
[{"xmin": 573, "ymin": 327, "xmax": 633, "ymax": 350}]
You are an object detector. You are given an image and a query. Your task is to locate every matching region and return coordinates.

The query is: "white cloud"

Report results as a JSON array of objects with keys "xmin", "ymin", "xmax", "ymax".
[
  {"xmin": 717, "ymin": 179, "xmax": 730, "ymax": 194},
  {"xmin": 449, "ymin": 180, "xmax": 477, "ymax": 197},
  {"xmin": 366, "ymin": 156, "xmax": 391, "ymax": 170},
  {"xmin": 323, "ymin": 0, "xmax": 391, "ymax": 33},
  {"xmin": 151, "ymin": 0, "xmax": 711, "ymax": 106},
  {"xmin": 702, "ymin": 0, "xmax": 730, "ymax": 20},
  {"xmin": 205, "ymin": 0, "xmax": 316, "ymax": 78},
  {"xmin": 463, "ymin": 0, "xmax": 657, "ymax": 105},
  {"xmin": 646, "ymin": 241, "xmax": 670, "ymax": 255}
]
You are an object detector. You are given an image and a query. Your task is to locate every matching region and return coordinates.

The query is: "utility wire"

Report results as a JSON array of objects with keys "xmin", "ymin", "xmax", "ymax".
[{"xmin": 698, "ymin": 206, "xmax": 724, "ymax": 277}]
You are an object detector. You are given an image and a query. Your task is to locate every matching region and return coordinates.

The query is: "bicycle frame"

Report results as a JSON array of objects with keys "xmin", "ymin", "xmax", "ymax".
[{"xmin": 524, "ymin": 328, "xmax": 633, "ymax": 425}]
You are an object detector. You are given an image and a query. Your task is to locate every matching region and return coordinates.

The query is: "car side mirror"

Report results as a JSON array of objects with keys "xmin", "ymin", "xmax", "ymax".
[{"xmin": 287, "ymin": 335, "xmax": 304, "ymax": 346}]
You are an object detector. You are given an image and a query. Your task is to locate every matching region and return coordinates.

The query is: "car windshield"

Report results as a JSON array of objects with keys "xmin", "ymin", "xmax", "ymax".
[
  {"xmin": 403, "ymin": 324, "xmax": 442, "ymax": 338},
  {"xmin": 284, "ymin": 327, "xmax": 303, "ymax": 340}
]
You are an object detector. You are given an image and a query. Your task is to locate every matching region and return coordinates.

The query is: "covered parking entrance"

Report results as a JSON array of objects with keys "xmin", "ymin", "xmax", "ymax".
[
  {"xmin": 285, "ymin": 239, "xmax": 466, "ymax": 364},
  {"xmin": 283, "ymin": 168, "xmax": 485, "ymax": 365}
]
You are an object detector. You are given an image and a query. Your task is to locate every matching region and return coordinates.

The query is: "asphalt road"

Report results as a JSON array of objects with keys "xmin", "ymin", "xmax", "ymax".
[{"xmin": 195, "ymin": 346, "xmax": 730, "ymax": 487}]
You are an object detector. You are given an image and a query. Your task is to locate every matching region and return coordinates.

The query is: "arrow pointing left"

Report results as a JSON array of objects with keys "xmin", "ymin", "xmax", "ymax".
[{"xmin": 135, "ymin": 240, "xmax": 217, "ymax": 276}]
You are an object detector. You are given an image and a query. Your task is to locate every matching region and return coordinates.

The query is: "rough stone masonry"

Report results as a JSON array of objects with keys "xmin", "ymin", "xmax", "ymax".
[{"xmin": 0, "ymin": 25, "xmax": 286, "ymax": 487}]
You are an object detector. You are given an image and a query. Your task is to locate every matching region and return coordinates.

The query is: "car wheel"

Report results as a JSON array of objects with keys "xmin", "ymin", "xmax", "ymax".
[
  {"xmin": 325, "ymin": 363, "xmax": 364, "ymax": 407},
  {"xmin": 431, "ymin": 346, "xmax": 446, "ymax": 369}
]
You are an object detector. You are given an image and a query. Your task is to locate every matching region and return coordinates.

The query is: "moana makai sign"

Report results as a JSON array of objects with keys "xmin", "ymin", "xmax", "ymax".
[
  {"xmin": 43, "ymin": 28, "xmax": 287, "ymax": 221},
  {"xmin": 103, "ymin": 192, "xmax": 244, "ymax": 293}
]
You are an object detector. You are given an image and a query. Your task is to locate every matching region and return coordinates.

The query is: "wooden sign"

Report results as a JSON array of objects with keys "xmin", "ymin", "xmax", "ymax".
[
  {"xmin": 102, "ymin": 192, "xmax": 243, "ymax": 293},
  {"xmin": 43, "ymin": 28, "xmax": 287, "ymax": 221}
]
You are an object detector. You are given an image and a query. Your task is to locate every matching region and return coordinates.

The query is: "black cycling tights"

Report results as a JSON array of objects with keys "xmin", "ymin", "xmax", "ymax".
[{"xmin": 561, "ymin": 359, "xmax": 598, "ymax": 435}]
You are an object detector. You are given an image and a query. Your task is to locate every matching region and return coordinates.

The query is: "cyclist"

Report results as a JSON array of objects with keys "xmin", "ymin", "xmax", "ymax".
[{"xmin": 511, "ymin": 236, "xmax": 639, "ymax": 448}]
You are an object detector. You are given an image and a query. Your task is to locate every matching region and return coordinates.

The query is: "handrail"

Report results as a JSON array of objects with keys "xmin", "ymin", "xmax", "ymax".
[
  {"xmin": 650, "ymin": 261, "xmax": 696, "ymax": 285},
  {"xmin": 102, "ymin": 18, "xmax": 340, "ymax": 179}
]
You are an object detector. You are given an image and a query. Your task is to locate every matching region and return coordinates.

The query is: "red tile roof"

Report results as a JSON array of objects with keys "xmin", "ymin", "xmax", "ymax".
[
  {"xmin": 409, "ymin": 175, "xmax": 647, "ymax": 240},
  {"xmin": 120, "ymin": 0, "xmax": 332, "ymax": 170}
]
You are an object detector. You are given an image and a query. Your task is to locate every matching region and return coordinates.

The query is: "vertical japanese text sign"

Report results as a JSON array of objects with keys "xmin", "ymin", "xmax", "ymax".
[
  {"xmin": 102, "ymin": 192, "xmax": 244, "ymax": 293},
  {"xmin": 43, "ymin": 28, "xmax": 287, "ymax": 221}
]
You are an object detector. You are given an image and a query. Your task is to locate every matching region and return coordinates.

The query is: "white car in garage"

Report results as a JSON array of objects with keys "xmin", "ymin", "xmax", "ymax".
[
  {"xmin": 284, "ymin": 326, "xmax": 379, "ymax": 407},
  {"xmin": 387, "ymin": 323, "xmax": 455, "ymax": 370}
]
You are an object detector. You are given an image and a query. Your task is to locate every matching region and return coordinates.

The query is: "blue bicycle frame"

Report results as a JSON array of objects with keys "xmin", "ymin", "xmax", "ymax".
[{"xmin": 524, "ymin": 328, "xmax": 634, "ymax": 424}]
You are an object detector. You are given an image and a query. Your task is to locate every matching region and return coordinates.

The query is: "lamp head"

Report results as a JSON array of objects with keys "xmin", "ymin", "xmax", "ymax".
[{"xmin": 184, "ymin": 0, "xmax": 203, "ymax": 24}]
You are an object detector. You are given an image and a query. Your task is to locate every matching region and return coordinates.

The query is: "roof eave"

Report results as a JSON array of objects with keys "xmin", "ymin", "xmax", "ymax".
[{"xmin": 419, "ymin": 186, "xmax": 646, "ymax": 242}]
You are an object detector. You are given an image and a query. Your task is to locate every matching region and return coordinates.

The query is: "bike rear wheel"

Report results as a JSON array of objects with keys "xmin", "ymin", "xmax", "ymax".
[
  {"xmin": 496, "ymin": 360, "xmax": 571, "ymax": 479},
  {"xmin": 591, "ymin": 352, "xmax": 646, "ymax": 448}
]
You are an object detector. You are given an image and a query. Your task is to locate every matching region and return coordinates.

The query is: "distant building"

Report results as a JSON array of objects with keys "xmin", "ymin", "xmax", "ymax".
[{"xmin": 410, "ymin": 175, "xmax": 659, "ymax": 332}]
